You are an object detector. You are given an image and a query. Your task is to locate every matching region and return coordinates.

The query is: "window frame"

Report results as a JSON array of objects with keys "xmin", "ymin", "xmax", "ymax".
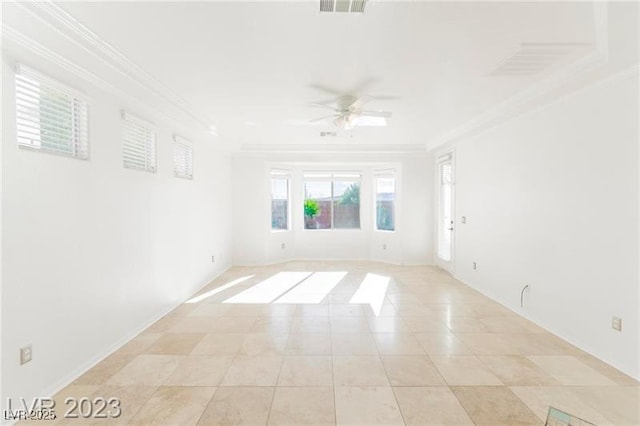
[
  {"xmin": 270, "ymin": 169, "xmax": 291, "ymax": 232},
  {"xmin": 173, "ymin": 135, "xmax": 194, "ymax": 180},
  {"xmin": 303, "ymin": 172, "xmax": 362, "ymax": 231},
  {"xmin": 15, "ymin": 64, "xmax": 90, "ymax": 160},
  {"xmin": 121, "ymin": 110, "xmax": 156, "ymax": 173},
  {"xmin": 374, "ymin": 171, "xmax": 396, "ymax": 232}
]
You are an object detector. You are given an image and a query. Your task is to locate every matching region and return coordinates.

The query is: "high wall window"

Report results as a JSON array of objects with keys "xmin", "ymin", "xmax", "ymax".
[
  {"xmin": 271, "ymin": 170, "xmax": 290, "ymax": 230},
  {"xmin": 173, "ymin": 136, "xmax": 193, "ymax": 179},
  {"xmin": 122, "ymin": 111, "xmax": 156, "ymax": 173},
  {"xmin": 304, "ymin": 173, "xmax": 361, "ymax": 230},
  {"xmin": 15, "ymin": 65, "xmax": 89, "ymax": 160},
  {"xmin": 375, "ymin": 174, "xmax": 395, "ymax": 231}
]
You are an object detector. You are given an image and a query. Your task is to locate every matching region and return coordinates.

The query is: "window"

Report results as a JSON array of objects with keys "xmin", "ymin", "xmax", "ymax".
[
  {"xmin": 15, "ymin": 65, "xmax": 89, "ymax": 159},
  {"xmin": 173, "ymin": 136, "xmax": 193, "ymax": 179},
  {"xmin": 271, "ymin": 170, "xmax": 289, "ymax": 230},
  {"xmin": 375, "ymin": 174, "xmax": 395, "ymax": 231},
  {"xmin": 122, "ymin": 111, "xmax": 156, "ymax": 172},
  {"xmin": 304, "ymin": 173, "xmax": 361, "ymax": 230},
  {"xmin": 304, "ymin": 179, "xmax": 332, "ymax": 229}
]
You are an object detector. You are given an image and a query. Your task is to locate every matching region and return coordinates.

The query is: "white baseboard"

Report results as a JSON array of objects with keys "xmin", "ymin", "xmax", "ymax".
[{"xmin": 35, "ymin": 264, "xmax": 231, "ymax": 405}]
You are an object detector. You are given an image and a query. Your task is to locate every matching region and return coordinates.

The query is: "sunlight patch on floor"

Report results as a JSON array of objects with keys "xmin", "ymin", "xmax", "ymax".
[
  {"xmin": 274, "ymin": 271, "xmax": 347, "ymax": 304},
  {"xmin": 349, "ymin": 273, "xmax": 390, "ymax": 316},
  {"xmin": 223, "ymin": 272, "xmax": 312, "ymax": 304},
  {"xmin": 185, "ymin": 275, "xmax": 255, "ymax": 304}
]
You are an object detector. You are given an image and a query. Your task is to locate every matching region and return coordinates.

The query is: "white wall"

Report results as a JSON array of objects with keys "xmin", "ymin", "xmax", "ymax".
[
  {"xmin": 452, "ymin": 69, "xmax": 639, "ymax": 379},
  {"xmin": 1, "ymin": 55, "xmax": 233, "ymax": 409},
  {"xmin": 232, "ymin": 154, "xmax": 434, "ymax": 266},
  {"xmin": 400, "ymin": 156, "xmax": 436, "ymax": 265}
]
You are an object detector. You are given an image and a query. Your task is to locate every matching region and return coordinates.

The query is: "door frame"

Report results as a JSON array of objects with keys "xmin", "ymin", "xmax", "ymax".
[{"xmin": 435, "ymin": 151, "xmax": 455, "ymax": 274}]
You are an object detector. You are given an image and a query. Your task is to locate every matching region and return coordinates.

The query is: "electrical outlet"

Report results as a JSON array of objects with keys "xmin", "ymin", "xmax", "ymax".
[
  {"xmin": 612, "ymin": 316, "xmax": 622, "ymax": 332},
  {"xmin": 281, "ymin": 243, "xmax": 286, "ymax": 249},
  {"xmin": 211, "ymin": 255, "xmax": 215, "ymax": 263},
  {"xmin": 473, "ymin": 262, "xmax": 477, "ymax": 270},
  {"xmin": 382, "ymin": 244, "xmax": 387, "ymax": 250},
  {"xmin": 461, "ymin": 216, "xmax": 467, "ymax": 224},
  {"xmin": 20, "ymin": 345, "xmax": 32, "ymax": 365}
]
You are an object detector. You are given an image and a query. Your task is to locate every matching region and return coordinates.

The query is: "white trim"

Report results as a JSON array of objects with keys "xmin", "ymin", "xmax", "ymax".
[
  {"xmin": 121, "ymin": 110, "xmax": 155, "ymax": 129},
  {"xmin": 14, "ymin": 0, "xmax": 213, "ymax": 132},
  {"xmin": 173, "ymin": 136, "xmax": 194, "ymax": 180},
  {"xmin": 435, "ymin": 151, "xmax": 455, "ymax": 274},
  {"xmin": 270, "ymin": 168, "xmax": 292, "ymax": 177},
  {"xmin": 427, "ymin": 2, "xmax": 610, "ymax": 151},
  {"xmin": 32, "ymin": 266, "xmax": 231, "ymax": 420},
  {"xmin": 2, "ymin": 26, "xmax": 201, "ymax": 137},
  {"xmin": 270, "ymin": 173, "xmax": 291, "ymax": 232},
  {"xmin": 437, "ymin": 152, "xmax": 453, "ymax": 163},
  {"xmin": 16, "ymin": 63, "xmax": 89, "ymax": 103},
  {"xmin": 173, "ymin": 134, "xmax": 192, "ymax": 146},
  {"xmin": 121, "ymin": 110, "xmax": 157, "ymax": 173},
  {"xmin": 303, "ymin": 172, "xmax": 362, "ymax": 180},
  {"xmin": 241, "ymin": 144, "xmax": 428, "ymax": 154},
  {"xmin": 15, "ymin": 68, "xmax": 91, "ymax": 160},
  {"xmin": 3, "ymin": 25, "xmax": 112, "ymax": 93},
  {"xmin": 373, "ymin": 174, "xmax": 396, "ymax": 232},
  {"xmin": 372, "ymin": 168, "xmax": 396, "ymax": 177}
]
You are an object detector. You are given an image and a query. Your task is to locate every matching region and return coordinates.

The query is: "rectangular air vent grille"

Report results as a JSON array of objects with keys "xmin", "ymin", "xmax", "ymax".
[
  {"xmin": 489, "ymin": 42, "xmax": 590, "ymax": 77},
  {"xmin": 320, "ymin": 131, "xmax": 337, "ymax": 137},
  {"xmin": 320, "ymin": 0, "xmax": 367, "ymax": 13},
  {"xmin": 350, "ymin": 0, "xmax": 367, "ymax": 13}
]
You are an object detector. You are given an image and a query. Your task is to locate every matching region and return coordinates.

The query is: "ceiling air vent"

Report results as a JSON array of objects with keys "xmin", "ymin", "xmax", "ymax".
[
  {"xmin": 320, "ymin": 0, "xmax": 367, "ymax": 13},
  {"xmin": 489, "ymin": 42, "xmax": 590, "ymax": 77}
]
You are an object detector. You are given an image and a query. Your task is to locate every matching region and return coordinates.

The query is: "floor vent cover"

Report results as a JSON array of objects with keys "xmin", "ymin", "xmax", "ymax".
[{"xmin": 545, "ymin": 406, "xmax": 597, "ymax": 426}]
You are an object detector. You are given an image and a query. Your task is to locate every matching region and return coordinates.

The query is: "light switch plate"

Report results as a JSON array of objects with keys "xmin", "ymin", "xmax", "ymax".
[
  {"xmin": 20, "ymin": 345, "xmax": 32, "ymax": 365},
  {"xmin": 612, "ymin": 316, "xmax": 622, "ymax": 332}
]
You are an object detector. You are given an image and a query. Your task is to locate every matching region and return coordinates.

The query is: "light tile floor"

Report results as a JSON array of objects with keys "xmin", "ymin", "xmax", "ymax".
[{"xmin": 46, "ymin": 262, "xmax": 638, "ymax": 425}]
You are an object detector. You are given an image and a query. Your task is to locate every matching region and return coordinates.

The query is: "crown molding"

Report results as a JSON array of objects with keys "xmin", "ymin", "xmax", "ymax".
[
  {"xmin": 2, "ymin": 25, "xmax": 113, "ymax": 94},
  {"xmin": 14, "ymin": 0, "xmax": 214, "ymax": 131},
  {"xmin": 240, "ymin": 143, "xmax": 428, "ymax": 155},
  {"xmin": 2, "ymin": 24, "xmax": 206, "ymax": 138},
  {"xmin": 427, "ymin": 2, "xmax": 610, "ymax": 151}
]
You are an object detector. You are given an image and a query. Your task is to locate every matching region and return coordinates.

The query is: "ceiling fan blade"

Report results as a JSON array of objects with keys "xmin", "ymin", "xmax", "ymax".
[
  {"xmin": 310, "ymin": 103, "xmax": 339, "ymax": 111},
  {"xmin": 309, "ymin": 114, "xmax": 339, "ymax": 123},
  {"xmin": 348, "ymin": 97, "xmax": 365, "ymax": 111},
  {"xmin": 309, "ymin": 83, "xmax": 344, "ymax": 96},
  {"xmin": 367, "ymin": 94, "xmax": 401, "ymax": 101},
  {"xmin": 350, "ymin": 93, "xmax": 396, "ymax": 110},
  {"xmin": 360, "ymin": 110, "xmax": 392, "ymax": 118},
  {"xmin": 350, "ymin": 77, "xmax": 378, "ymax": 95}
]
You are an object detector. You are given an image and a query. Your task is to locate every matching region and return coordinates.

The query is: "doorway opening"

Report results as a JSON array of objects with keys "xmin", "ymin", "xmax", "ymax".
[{"xmin": 436, "ymin": 153, "xmax": 454, "ymax": 273}]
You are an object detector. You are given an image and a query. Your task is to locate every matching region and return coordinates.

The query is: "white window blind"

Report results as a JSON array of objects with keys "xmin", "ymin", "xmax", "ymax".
[
  {"xmin": 15, "ymin": 65, "xmax": 89, "ymax": 160},
  {"xmin": 173, "ymin": 135, "xmax": 193, "ymax": 179},
  {"xmin": 122, "ymin": 111, "xmax": 156, "ymax": 172}
]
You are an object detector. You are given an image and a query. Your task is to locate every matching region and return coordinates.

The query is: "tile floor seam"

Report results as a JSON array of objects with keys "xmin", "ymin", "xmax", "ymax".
[
  {"xmin": 49, "ymin": 262, "xmax": 639, "ymax": 425},
  {"xmin": 183, "ymin": 385, "xmax": 218, "ymax": 426},
  {"xmin": 265, "ymin": 349, "xmax": 287, "ymax": 425},
  {"xmin": 389, "ymin": 386, "xmax": 409, "ymax": 426}
]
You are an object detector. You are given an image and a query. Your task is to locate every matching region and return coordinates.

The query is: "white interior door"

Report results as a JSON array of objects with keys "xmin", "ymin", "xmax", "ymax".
[{"xmin": 436, "ymin": 154, "xmax": 455, "ymax": 272}]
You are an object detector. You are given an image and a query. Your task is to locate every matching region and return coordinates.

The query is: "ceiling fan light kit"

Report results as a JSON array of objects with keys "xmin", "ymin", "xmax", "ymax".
[{"xmin": 309, "ymin": 92, "xmax": 393, "ymax": 131}]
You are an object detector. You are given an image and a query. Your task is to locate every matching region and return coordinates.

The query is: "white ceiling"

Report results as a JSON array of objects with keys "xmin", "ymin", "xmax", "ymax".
[{"xmin": 3, "ymin": 1, "xmax": 638, "ymax": 153}]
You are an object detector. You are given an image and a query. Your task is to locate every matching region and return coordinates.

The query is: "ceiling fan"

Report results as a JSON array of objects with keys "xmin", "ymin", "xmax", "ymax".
[{"xmin": 308, "ymin": 81, "xmax": 395, "ymax": 131}]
